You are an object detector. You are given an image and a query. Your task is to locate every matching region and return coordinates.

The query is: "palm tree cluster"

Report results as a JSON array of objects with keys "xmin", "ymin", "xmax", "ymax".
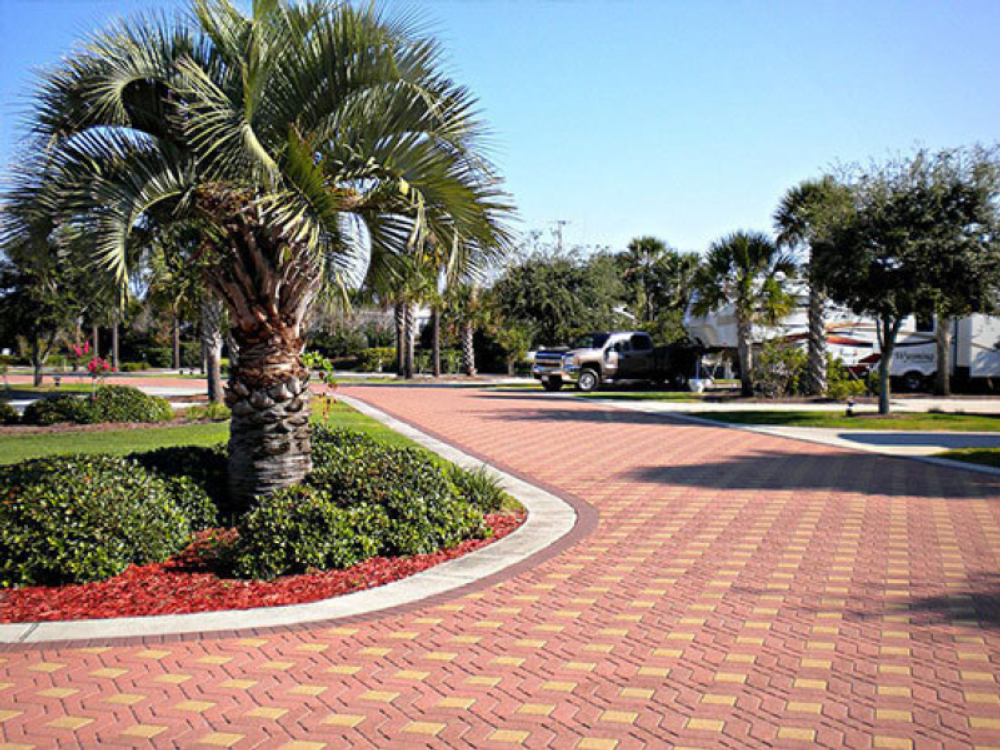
[{"xmin": 1, "ymin": 0, "xmax": 512, "ymax": 504}]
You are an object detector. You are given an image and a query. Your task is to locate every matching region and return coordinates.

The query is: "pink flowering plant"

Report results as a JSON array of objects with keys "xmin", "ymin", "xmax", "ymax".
[
  {"xmin": 86, "ymin": 356, "xmax": 115, "ymax": 396},
  {"xmin": 70, "ymin": 341, "xmax": 91, "ymax": 371}
]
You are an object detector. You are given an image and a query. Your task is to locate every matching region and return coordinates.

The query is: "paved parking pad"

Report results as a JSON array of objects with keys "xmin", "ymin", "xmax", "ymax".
[{"xmin": 1, "ymin": 385, "xmax": 999, "ymax": 748}]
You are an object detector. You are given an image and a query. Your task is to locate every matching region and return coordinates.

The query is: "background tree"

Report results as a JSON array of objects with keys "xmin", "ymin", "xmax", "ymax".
[
  {"xmin": 4, "ymin": 0, "xmax": 511, "ymax": 504},
  {"xmin": 916, "ymin": 147, "xmax": 1000, "ymax": 396},
  {"xmin": 774, "ymin": 176, "xmax": 852, "ymax": 396},
  {"xmin": 619, "ymin": 236, "xmax": 666, "ymax": 324},
  {"xmin": 812, "ymin": 153, "xmax": 945, "ymax": 413},
  {"xmin": 492, "ymin": 247, "xmax": 626, "ymax": 348},
  {"xmin": 692, "ymin": 231, "xmax": 795, "ymax": 396}
]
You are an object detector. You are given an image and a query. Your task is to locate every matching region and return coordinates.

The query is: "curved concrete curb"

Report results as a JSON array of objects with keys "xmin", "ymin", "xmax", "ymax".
[{"xmin": 0, "ymin": 395, "xmax": 578, "ymax": 644}]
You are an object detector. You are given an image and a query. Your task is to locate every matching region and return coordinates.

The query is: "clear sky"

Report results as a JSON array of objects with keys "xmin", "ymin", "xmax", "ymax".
[{"xmin": 2, "ymin": 0, "xmax": 999, "ymax": 254}]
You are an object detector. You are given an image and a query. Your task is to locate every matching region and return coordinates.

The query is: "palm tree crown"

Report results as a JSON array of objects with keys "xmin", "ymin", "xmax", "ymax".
[{"xmin": 2, "ymin": 0, "xmax": 513, "ymax": 502}]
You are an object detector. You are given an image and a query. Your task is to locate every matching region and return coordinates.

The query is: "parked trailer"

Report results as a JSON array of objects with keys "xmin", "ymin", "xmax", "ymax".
[{"xmin": 684, "ymin": 295, "xmax": 1000, "ymax": 391}]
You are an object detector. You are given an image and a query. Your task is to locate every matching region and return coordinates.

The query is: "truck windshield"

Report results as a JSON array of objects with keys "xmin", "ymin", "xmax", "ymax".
[{"xmin": 569, "ymin": 334, "xmax": 610, "ymax": 350}]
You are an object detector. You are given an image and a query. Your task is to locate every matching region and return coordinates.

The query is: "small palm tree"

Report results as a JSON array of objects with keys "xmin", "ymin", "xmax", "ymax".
[
  {"xmin": 620, "ymin": 236, "xmax": 668, "ymax": 323},
  {"xmin": 775, "ymin": 177, "xmax": 850, "ymax": 396},
  {"xmin": 693, "ymin": 231, "xmax": 796, "ymax": 396},
  {"xmin": 3, "ymin": 0, "xmax": 511, "ymax": 504}
]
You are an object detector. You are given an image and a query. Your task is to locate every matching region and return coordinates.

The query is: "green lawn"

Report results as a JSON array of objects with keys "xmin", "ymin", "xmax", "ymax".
[
  {"xmin": 935, "ymin": 447, "xmax": 1000, "ymax": 468},
  {"xmin": 3, "ymin": 383, "xmax": 95, "ymax": 395},
  {"xmin": 691, "ymin": 410, "xmax": 1000, "ymax": 432},
  {"xmin": 0, "ymin": 398, "xmax": 418, "ymax": 465},
  {"xmin": 0, "ymin": 422, "xmax": 230, "ymax": 465}
]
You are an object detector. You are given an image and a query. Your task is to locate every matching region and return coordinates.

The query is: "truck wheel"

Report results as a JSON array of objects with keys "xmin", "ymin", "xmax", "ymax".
[
  {"xmin": 901, "ymin": 371, "xmax": 926, "ymax": 393},
  {"xmin": 542, "ymin": 378, "xmax": 563, "ymax": 392},
  {"xmin": 576, "ymin": 369, "xmax": 601, "ymax": 393}
]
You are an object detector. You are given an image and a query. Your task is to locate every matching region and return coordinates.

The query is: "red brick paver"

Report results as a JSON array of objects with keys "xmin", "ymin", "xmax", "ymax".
[{"xmin": 2, "ymin": 385, "xmax": 999, "ymax": 748}]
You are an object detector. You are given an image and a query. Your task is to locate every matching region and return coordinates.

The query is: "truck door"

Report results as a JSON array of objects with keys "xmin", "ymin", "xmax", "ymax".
[{"xmin": 618, "ymin": 334, "xmax": 654, "ymax": 379}]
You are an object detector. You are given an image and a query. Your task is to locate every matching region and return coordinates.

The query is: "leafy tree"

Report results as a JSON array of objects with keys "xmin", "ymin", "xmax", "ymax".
[
  {"xmin": 811, "ymin": 152, "xmax": 967, "ymax": 413},
  {"xmin": 915, "ymin": 147, "xmax": 1000, "ymax": 396},
  {"xmin": 3, "ymin": 0, "xmax": 511, "ymax": 504},
  {"xmin": 0, "ymin": 253, "xmax": 86, "ymax": 385},
  {"xmin": 692, "ymin": 231, "xmax": 796, "ymax": 397},
  {"xmin": 774, "ymin": 176, "xmax": 852, "ymax": 396},
  {"xmin": 493, "ymin": 247, "xmax": 626, "ymax": 348}
]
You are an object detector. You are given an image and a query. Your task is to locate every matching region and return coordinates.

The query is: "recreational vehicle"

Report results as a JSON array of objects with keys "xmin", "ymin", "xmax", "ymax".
[{"xmin": 684, "ymin": 293, "xmax": 1000, "ymax": 391}]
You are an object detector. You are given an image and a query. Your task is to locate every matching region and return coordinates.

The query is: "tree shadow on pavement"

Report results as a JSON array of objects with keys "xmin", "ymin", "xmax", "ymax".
[{"xmin": 626, "ymin": 449, "xmax": 999, "ymax": 499}]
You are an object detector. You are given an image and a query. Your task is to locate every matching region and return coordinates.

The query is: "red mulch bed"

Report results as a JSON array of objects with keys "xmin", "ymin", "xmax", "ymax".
[{"xmin": 0, "ymin": 512, "xmax": 525, "ymax": 623}]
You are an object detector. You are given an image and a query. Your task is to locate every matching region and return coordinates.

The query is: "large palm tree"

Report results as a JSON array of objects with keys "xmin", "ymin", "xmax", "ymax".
[
  {"xmin": 620, "ymin": 236, "xmax": 667, "ymax": 324},
  {"xmin": 692, "ymin": 231, "xmax": 795, "ymax": 397},
  {"xmin": 774, "ymin": 176, "xmax": 850, "ymax": 396},
  {"xmin": 2, "ymin": 0, "xmax": 511, "ymax": 504}
]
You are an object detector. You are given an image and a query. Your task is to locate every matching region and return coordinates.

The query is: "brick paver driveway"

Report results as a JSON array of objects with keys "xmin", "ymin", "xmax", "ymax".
[{"xmin": 2, "ymin": 385, "xmax": 999, "ymax": 748}]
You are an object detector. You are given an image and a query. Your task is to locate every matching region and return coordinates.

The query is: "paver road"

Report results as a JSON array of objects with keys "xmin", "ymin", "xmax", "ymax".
[{"xmin": 2, "ymin": 385, "xmax": 999, "ymax": 748}]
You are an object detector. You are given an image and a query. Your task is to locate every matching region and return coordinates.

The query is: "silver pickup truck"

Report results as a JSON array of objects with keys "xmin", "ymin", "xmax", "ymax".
[{"xmin": 531, "ymin": 331, "xmax": 695, "ymax": 392}]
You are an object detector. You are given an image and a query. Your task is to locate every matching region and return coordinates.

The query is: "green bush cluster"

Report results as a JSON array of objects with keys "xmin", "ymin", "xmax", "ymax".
[
  {"xmin": 826, "ymin": 357, "xmax": 868, "ymax": 400},
  {"xmin": 0, "ymin": 400, "xmax": 20, "ymax": 425},
  {"xmin": 0, "ymin": 455, "xmax": 200, "ymax": 586},
  {"xmin": 228, "ymin": 427, "xmax": 489, "ymax": 579},
  {"xmin": 357, "ymin": 347, "xmax": 396, "ymax": 372},
  {"xmin": 1, "ymin": 426, "xmax": 496, "ymax": 586},
  {"xmin": 21, "ymin": 385, "xmax": 173, "ymax": 425},
  {"xmin": 184, "ymin": 402, "xmax": 232, "ymax": 422}
]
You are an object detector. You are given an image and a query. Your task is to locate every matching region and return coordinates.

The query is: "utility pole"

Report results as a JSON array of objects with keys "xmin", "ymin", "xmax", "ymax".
[{"xmin": 552, "ymin": 220, "xmax": 570, "ymax": 253}]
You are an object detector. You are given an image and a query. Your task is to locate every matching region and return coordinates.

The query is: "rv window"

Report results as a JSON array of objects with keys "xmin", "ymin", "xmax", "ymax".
[{"xmin": 915, "ymin": 316, "xmax": 935, "ymax": 333}]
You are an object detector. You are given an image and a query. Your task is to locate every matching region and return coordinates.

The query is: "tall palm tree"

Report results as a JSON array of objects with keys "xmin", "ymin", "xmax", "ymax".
[
  {"xmin": 692, "ymin": 231, "xmax": 795, "ymax": 397},
  {"xmin": 620, "ymin": 236, "xmax": 667, "ymax": 324},
  {"xmin": 774, "ymin": 177, "xmax": 850, "ymax": 396},
  {"xmin": 2, "ymin": 0, "xmax": 511, "ymax": 504}
]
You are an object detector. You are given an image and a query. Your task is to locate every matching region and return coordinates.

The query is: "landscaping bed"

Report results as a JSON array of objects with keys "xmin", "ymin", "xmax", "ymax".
[
  {"xmin": 0, "ymin": 401, "xmax": 525, "ymax": 622},
  {"xmin": 0, "ymin": 513, "xmax": 524, "ymax": 622}
]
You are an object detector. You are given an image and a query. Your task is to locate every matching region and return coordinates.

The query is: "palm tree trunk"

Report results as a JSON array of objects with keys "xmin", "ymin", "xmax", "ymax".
[
  {"xmin": 404, "ymin": 303, "xmax": 416, "ymax": 379},
  {"xmin": 204, "ymin": 203, "xmax": 322, "ymax": 506},
  {"xmin": 432, "ymin": 309, "xmax": 442, "ymax": 377},
  {"xmin": 736, "ymin": 320, "xmax": 753, "ymax": 397},
  {"xmin": 172, "ymin": 315, "xmax": 182, "ymax": 370},
  {"xmin": 91, "ymin": 324, "xmax": 100, "ymax": 358},
  {"xmin": 110, "ymin": 314, "xmax": 120, "ymax": 370},
  {"xmin": 804, "ymin": 281, "xmax": 827, "ymax": 396},
  {"xmin": 201, "ymin": 295, "xmax": 224, "ymax": 404},
  {"xmin": 394, "ymin": 302, "xmax": 405, "ymax": 376},
  {"xmin": 935, "ymin": 314, "xmax": 952, "ymax": 397},
  {"xmin": 462, "ymin": 321, "xmax": 476, "ymax": 377}
]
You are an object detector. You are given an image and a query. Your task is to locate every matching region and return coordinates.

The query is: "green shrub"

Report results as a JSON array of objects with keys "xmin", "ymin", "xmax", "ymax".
[
  {"xmin": 0, "ymin": 455, "xmax": 191, "ymax": 586},
  {"xmin": 120, "ymin": 361, "xmax": 149, "ymax": 373},
  {"xmin": 751, "ymin": 343, "xmax": 807, "ymax": 398},
  {"xmin": 93, "ymin": 385, "xmax": 174, "ymax": 423},
  {"xmin": 185, "ymin": 402, "xmax": 231, "ymax": 422},
  {"xmin": 145, "ymin": 347, "xmax": 173, "ymax": 368},
  {"xmin": 228, "ymin": 427, "xmax": 489, "ymax": 579},
  {"xmin": 130, "ymin": 444, "xmax": 231, "ymax": 524},
  {"xmin": 447, "ymin": 464, "xmax": 507, "ymax": 512},
  {"xmin": 226, "ymin": 486, "xmax": 383, "ymax": 579},
  {"xmin": 358, "ymin": 347, "xmax": 396, "ymax": 373},
  {"xmin": 826, "ymin": 356, "xmax": 867, "ymax": 400},
  {"xmin": 21, "ymin": 386, "xmax": 173, "ymax": 425},
  {"xmin": 0, "ymin": 399, "xmax": 19, "ymax": 425},
  {"xmin": 22, "ymin": 393, "xmax": 99, "ymax": 425},
  {"xmin": 181, "ymin": 342, "xmax": 202, "ymax": 369}
]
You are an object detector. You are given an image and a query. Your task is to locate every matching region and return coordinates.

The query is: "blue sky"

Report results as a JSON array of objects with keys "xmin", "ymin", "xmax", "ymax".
[{"xmin": 2, "ymin": 0, "xmax": 998, "ymax": 253}]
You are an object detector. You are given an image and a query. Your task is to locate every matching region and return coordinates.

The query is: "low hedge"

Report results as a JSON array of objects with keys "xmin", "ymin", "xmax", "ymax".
[
  {"xmin": 130, "ymin": 445, "xmax": 230, "ymax": 526},
  {"xmin": 357, "ymin": 347, "xmax": 396, "ymax": 373},
  {"xmin": 0, "ymin": 399, "xmax": 20, "ymax": 425},
  {"xmin": 21, "ymin": 385, "xmax": 173, "ymax": 425},
  {"xmin": 228, "ymin": 427, "xmax": 489, "ymax": 579},
  {"xmin": 0, "ymin": 455, "xmax": 196, "ymax": 586}
]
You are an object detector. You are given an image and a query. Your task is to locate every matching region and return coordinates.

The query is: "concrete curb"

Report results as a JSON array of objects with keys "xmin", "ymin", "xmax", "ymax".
[
  {"xmin": 585, "ymin": 396, "xmax": 1000, "ymax": 478},
  {"xmin": 0, "ymin": 396, "xmax": 578, "ymax": 644}
]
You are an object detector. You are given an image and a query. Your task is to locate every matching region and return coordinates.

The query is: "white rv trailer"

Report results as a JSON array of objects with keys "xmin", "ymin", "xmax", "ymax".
[{"xmin": 684, "ymin": 292, "xmax": 1000, "ymax": 390}]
